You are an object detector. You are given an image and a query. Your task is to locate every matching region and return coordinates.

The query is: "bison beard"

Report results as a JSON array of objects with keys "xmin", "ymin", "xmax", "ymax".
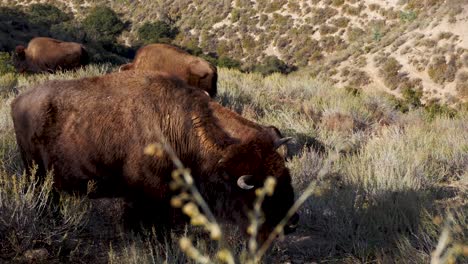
[{"xmin": 11, "ymin": 70, "xmax": 297, "ymax": 241}]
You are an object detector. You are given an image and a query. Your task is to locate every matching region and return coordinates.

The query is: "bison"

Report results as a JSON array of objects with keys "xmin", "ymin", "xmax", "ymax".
[
  {"xmin": 119, "ymin": 44, "xmax": 218, "ymax": 97},
  {"xmin": 11, "ymin": 70, "xmax": 297, "ymax": 241},
  {"xmin": 13, "ymin": 37, "xmax": 89, "ymax": 74}
]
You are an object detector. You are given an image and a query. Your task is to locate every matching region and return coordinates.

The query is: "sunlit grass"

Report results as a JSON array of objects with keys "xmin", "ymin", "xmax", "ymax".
[{"xmin": 0, "ymin": 66, "xmax": 466, "ymax": 263}]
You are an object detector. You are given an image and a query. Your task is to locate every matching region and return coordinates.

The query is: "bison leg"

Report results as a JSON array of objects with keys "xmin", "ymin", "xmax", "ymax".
[{"xmin": 122, "ymin": 196, "xmax": 178, "ymax": 240}]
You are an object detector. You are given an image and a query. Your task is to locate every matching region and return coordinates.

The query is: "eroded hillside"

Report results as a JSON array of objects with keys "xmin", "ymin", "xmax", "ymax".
[{"xmin": 2, "ymin": 0, "xmax": 468, "ymax": 103}]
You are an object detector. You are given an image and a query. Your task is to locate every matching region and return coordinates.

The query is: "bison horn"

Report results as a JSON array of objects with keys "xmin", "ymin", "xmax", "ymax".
[
  {"xmin": 274, "ymin": 137, "xmax": 293, "ymax": 150},
  {"xmin": 237, "ymin": 175, "xmax": 254, "ymax": 190}
]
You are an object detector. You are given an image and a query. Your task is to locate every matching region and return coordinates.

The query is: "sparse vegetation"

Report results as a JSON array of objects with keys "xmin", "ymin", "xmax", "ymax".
[
  {"xmin": 456, "ymin": 71, "xmax": 468, "ymax": 99},
  {"xmin": 137, "ymin": 21, "xmax": 178, "ymax": 44},
  {"xmin": 379, "ymin": 57, "xmax": 403, "ymax": 90},
  {"xmin": 27, "ymin": 3, "xmax": 71, "ymax": 26},
  {"xmin": 1, "ymin": 66, "xmax": 467, "ymax": 263},
  {"xmin": 427, "ymin": 55, "xmax": 459, "ymax": 84},
  {"xmin": 252, "ymin": 56, "xmax": 295, "ymax": 75}
]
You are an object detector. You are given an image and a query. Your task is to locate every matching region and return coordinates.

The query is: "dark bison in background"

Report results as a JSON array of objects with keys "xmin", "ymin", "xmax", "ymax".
[
  {"xmin": 11, "ymin": 70, "xmax": 297, "ymax": 240},
  {"xmin": 119, "ymin": 43, "xmax": 218, "ymax": 97},
  {"xmin": 13, "ymin": 37, "xmax": 89, "ymax": 73}
]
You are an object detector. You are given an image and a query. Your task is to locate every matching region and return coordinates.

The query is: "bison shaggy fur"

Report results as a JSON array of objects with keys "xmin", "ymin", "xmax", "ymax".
[
  {"xmin": 11, "ymin": 70, "xmax": 297, "ymax": 240},
  {"xmin": 13, "ymin": 37, "xmax": 89, "ymax": 74}
]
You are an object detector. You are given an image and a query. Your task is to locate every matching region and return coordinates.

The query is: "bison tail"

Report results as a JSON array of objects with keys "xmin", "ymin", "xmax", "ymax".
[
  {"xmin": 210, "ymin": 66, "xmax": 218, "ymax": 98},
  {"xmin": 80, "ymin": 46, "xmax": 90, "ymax": 66}
]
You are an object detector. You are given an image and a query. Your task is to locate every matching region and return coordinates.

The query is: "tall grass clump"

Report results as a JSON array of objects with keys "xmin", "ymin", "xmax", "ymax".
[
  {"xmin": 15, "ymin": 64, "xmax": 115, "ymax": 89},
  {"xmin": 0, "ymin": 169, "xmax": 90, "ymax": 262},
  {"xmin": 217, "ymin": 68, "xmax": 467, "ymax": 261}
]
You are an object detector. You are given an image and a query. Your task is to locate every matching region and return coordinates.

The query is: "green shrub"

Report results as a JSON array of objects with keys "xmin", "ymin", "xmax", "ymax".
[
  {"xmin": 348, "ymin": 69, "xmax": 371, "ymax": 87},
  {"xmin": 368, "ymin": 4, "xmax": 380, "ymax": 11},
  {"xmin": 406, "ymin": 0, "xmax": 443, "ymax": 10},
  {"xmin": 265, "ymin": 0, "xmax": 287, "ymax": 12},
  {"xmin": 343, "ymin": 4, "xmax": 363, "ymax": 16},
  {"xmin": 380, "ymin": 57, "xmax": 402, "ymax": 90},
  {"xmin": 217, "ymin": 56, "xmax": 241, "ymax": 69},
  {"xmin": 253, "ymin": 56, "xmax": 295, "ymax": 75},
  {"xmin": 456, "ymin": 71, "xmax": 468, "ymax": 98},
  {"xmin": 320, "ymin": 36, "xmax": 346, "ymax": 52},
  {"xmin": 330, "ymin": 17, "xmax": 350, "ymax": 28},
  {"xmin": 428, "ymin": 55, "xmax": 447, "ymax": 84},
  {"xmin": 230, "ymin": 9, "xmax": 241, "ymax": 23},
  {"xmin": 331, "ymin": 0, "xmax": 345, "ymax": 7},
  {"xmin": 401, "ymin": 87, "xmax": 422, "ymax": 108},
  {"xmin": 0, "ymin": 73, "xmax": 17, "ymax": 98},
  {"xmin": 0, "ymin": 52, "xmax": 15, "ymax": 75},
  {"xmin": 399, "ymin": 10, "xmax": 417, "ymax": 22},
  {"xmin": 347, "ymin": 27, "xmax": 366, "ymax": 42},
  {"xmin": 437, "ymin": 32, "xmax": 453, "ymax": 40},
  {"xmin": 51, "ymin": 22, "xmax": 86, "ymax": 42},
  {"xmin": 27, "ymin": 3, "xmax": 70, "ymax": 26},
  {"xmin": 319, "ymin": 25, "xmax": 338, "ymax": 35},
  {"xmin": 310, "ymin": 7, "xmax": 338, "ymax": 25},
  {"xmin": 82, "ymin": 6, "xmax": 125, "ymax": 44},
  {"xmin": 137, "ymin": 21, "xmax": 178, "ymax": 44},
  {"xmin": 424, "ymin": 101, "xmax": 457, "ymax": 121}
]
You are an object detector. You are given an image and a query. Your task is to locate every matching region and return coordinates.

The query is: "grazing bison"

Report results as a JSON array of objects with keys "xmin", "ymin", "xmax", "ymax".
[
  {"xmin": 11, "ymin": 70, "xmax": 297, "ymax": 240},
  {"xmin": 13, "ymin": 37, "xmax": 89, "ymax": 73},
  {"xmin": 119, "ymin": 44, "xmax": 218, "ymax": 97}
]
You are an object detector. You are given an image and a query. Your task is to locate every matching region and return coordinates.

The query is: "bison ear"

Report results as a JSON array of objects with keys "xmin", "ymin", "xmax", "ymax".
[
  {"xmin": 189, "ymin": 60, "xmax": 210, "ymax": 79},
  {"xmin": 274, "ymin": 137, "xmax": 293, "ymax": 150},
  {"xmin": 15, "ymin": 45, "xmax": 26, "ymax": 59}
]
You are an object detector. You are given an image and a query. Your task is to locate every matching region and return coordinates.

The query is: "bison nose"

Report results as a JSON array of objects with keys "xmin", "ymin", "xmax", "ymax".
[{"xmin": 284, "ymin": 213, "xmax": 299, "ymax": 234}]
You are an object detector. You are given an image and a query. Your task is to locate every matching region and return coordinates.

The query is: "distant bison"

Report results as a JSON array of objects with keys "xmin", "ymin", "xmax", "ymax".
[
  {"xmin": 119, "ymin": 43, "xmax": 217, "ymax": 97},
  {"xmin": 13, "ymin": 37, "xmax": 89, "ymax": 73},
  {"xmin": 11, "ymin": 70, "xmax": 297, "ymax": 240}
]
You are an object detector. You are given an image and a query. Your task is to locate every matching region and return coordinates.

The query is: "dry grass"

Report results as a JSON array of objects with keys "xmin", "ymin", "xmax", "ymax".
[{"xmin": 0, "ymin": 65, "xmax": 467, "ymax": 263}]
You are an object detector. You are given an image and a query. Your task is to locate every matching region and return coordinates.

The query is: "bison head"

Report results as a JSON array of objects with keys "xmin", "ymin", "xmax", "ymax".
[
  {"xmin": 216, "ymin": 133, "xmax": 298, "ymax": 242},
  {"xmin": 188, "ymin": 59, "xmax": 217, "ymax": 98},
  {"xmin": 12, "ymin": 45, "xmax": 27, "ymax": 73}
]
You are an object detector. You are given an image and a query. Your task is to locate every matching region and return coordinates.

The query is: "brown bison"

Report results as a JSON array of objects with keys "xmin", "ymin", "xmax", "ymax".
[
  {"xmin": 13, "ymin": 37, "xmax": 89, "ymax": 73},
  {"xmin": 119, "ymin": 44, "xmax": 217, "ymax": 97},
  {"xmin": 11, "ymin": 70, "xmax": 297, "ymax": 240}
]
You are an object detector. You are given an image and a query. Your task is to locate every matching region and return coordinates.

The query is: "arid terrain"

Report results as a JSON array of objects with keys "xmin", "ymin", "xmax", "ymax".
[{"xmin": 3, "ymin": 0, "xmax": 468, "ymax": 103}]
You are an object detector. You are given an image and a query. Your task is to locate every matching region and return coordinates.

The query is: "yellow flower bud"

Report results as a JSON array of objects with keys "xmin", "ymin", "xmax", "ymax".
[
  {"xmin": 144, "ymin": 143, "xmax": 164, "ymax": 157},
  {"xmin": 432, "ymin": 216, "xmax": 442, "ymax": 225},
  {"xmin": 462, "ymin": 244, "xmax": 468, "ymax": 256},
  {"xmin": 190, "ymin": 215, "xmax": 207, "ymax": 226},
  {"xmin": 170, "ymin": 197, "xmax": 183, "ymax": 208},
  {"xmin": 247, "ymin": 224, "xmax": 255, "ymax": 235},
  {"xmin": 179, "ymin": 237, "xmax": 192, "ymax": 251},
  {"xmin": 171, "ymin": 170, "xmax": 182, "ymax": 181},
  {"xmin": 264, "ymin": 177, "xmax": 276, "ymax": 196},
  {"xmin": 209, "ymin": 224, "xmax": 222, "ymax": 240},
  {"xmin": 182, "ymin": 202, "xmax": 199, "ymax": 217},
  {"xmin": 217, "ymin": 249, "xmax": 235, "ymax": 264},
  {"xmin": 169, "ymin": 181, "xmax": 181, "ymax": 191},
  {"xmin": 255, "ymin": 188, "xmax": 264, "ymax": 197},
  {"xmin": 144, "ymin": 144, "xmax": 157, "ymax": 156}
]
